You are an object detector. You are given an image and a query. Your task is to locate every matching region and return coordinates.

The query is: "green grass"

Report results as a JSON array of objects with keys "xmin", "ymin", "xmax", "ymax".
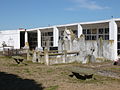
[
  {"xmin": 23, "ymin": 68, "xmax": 31, "ymax": 74},
  {"xmin": 25, "ymin": 61, "xmax": 33, "ymax": 64},
  {"xmin": 46, "ymin": 85, "xmax": 59, "ymax": 90},
  {"xmin": 9, "ymin": 64, "xmax": 19, "ymax": 67},
  {"xmin": 46, "ymin": 69, "xmax": 54, "ymax": 73},
  {"xmin": 0, "ymin": 55, "xmax": 12, "ymax": 59},
  {"xmin": 16, "ymin": 70, "xmax": 21, "ymax": 73}
]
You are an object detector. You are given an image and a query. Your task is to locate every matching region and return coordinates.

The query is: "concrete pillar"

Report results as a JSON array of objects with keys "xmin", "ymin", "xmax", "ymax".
[
  {"xmin": 63, "ymin": 50, "xmax": 67, "ymax": 63},
  {"xmin": 44, "ymin": 49, "xmax": 49, "ymax": 65},
  {"xmin": 53, "ymin": 26, "xmax": 59, "ymax": 47},
  {"xmin": 27, "ymin": 49, "xmax": 30, "ymax": 61},
  {"xmin": 109, "ymin": 19, "xmax": 118, "ymax": 60},
  {"xmin": 78, "ymin": 24, "xmax": 83, "ymax": 38},
  {"xmin": 17, "ymin": 30, "xmax": 20, "ymax": 49},
  {"xmin": 37, "ymin": 51, "xmax": 41, "ymax": 63},
  {"xmin": 32, "ymin": 50, "xmax": 37, "ymax": 63},
  {"xmin": 25, "ymin": 31, "xmax": 28, "ymax": 45},
  {"xmin": 37, "ymin": 29, "xmax": 41, "ymax": 48},
  {"xmin": 24, "ymin": 30, "xmax": 29, "ymax": 50}
]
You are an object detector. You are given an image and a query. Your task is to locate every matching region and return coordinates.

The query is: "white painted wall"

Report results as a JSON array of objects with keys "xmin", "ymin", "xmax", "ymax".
[{"xmin": 0, "ymin": 30, "xmax": 20, "ymax": 49}]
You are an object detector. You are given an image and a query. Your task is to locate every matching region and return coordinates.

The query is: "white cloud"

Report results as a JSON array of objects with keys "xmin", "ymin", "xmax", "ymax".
[{"xmin": 66, "ymin": 0, "xmax": 109, "ymax": 11}]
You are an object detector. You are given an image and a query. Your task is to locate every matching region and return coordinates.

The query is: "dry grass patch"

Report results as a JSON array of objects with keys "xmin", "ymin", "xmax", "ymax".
[{"xmin": 0, "ymin": 56, "xmax": 120, "ymax": 90}]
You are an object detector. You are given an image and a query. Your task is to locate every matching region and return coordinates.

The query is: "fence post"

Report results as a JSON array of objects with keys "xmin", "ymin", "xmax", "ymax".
[
  {"xmin": 2, "ymin": 47, "xmax": 5, "ymax": 55},
  {"xmin": 27, "ymin": 49, "xmax": 30, "ymax": 61},
  {"xmin": 44, "ymin": 49, "xmax": 49, "ymax": 65},
  {"xmin": 37, "ymin": 51, "xmax": 41, "ymax": 63},
  {"xmin": 63, "ymin": 50, "xmax": 67, "ymax": 63},
  {"xmin": 32, "ymin": 50, "xmax": 37, "ymax": 63}
]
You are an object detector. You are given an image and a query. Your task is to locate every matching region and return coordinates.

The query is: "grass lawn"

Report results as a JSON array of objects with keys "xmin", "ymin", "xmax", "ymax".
[{"xmin": 0, "ymin": 56, "xmax": 120, "ymax": 90}]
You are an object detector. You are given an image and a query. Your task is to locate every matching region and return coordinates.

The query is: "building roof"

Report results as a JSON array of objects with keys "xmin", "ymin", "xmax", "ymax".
[
  {"xmin": 1, "ymin": 18, "xmax": 120, "ymax": 31},
  {"xmin": 26, "ymin": 18, "xmax": 120, "ymax": 31}
]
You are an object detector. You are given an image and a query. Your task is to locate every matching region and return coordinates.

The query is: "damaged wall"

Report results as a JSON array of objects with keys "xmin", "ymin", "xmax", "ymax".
[{"xmin": 58, "ymin": 29, "xmax": 115, "ymax": 63}]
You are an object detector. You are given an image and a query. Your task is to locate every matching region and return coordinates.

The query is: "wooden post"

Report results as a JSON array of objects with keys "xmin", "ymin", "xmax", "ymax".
[
  {"xmin": 63, "ymin": 50, "xmax": 67, "ymax": 63},
  {"xmin": 44, "ymin": 49, "xmax": 49, "ymax": 65}
]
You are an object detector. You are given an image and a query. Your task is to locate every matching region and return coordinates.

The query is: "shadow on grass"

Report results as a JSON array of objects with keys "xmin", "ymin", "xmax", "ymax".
[
  {"xmin": 69, "ymin": 72, "xmax": 93, "ymax": 80},
  {"xmin": 0, "ymin": 72, "xmax": 44, "ymax": 90}
]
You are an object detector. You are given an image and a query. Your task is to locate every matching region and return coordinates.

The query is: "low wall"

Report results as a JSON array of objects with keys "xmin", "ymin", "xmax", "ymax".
[
  {"xmin": 33, "ymin": 38, "xmax": 114, "ymax": 65},
  {"xmin": 31, "ymin": 50, "xmax": 79, "ymax": 65},
  {"xmin": 49, "ymin": 54, "xmax": 79, "ymax": 65}
]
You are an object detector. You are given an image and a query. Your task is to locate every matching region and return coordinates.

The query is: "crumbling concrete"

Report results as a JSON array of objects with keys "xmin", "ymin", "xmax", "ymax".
[
  {"xmin": 58, "ymin": 29, "xmax": 114, "ymax": 64},
  {"xmin": 29, "ymin": 29, "xmax": 115, "ymax": 65}
]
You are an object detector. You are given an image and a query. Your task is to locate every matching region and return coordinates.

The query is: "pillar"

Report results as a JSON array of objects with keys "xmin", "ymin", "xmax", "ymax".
[
  {"xmin": 53, "ymin": 26, "xmax": 59, "ymax": 47},
  {"xmin": 32, "ymin": 50, "xmax": 37, "ymax": 63},
  {"xmin": 109, "ymin": 19, "xmax": 118, "ymax": 60},
  {"xmin": 27, "ymin": 49, "xmax": 30, "ymax": 61},
  {"xmin": 17, "ymin": 30, "xmax": 20, "ymax": 49},
  {"xmin": 24, "ymin": 30, "xmax": 29, "ymax": 49},
  {"xmin": 37, "ymin": 29, "xmax": 41, "ymax": 48},
  {"xmin": 25, "ymin": 31, "xmax": 28, "ymax": 46},
  {"xmin": 78, "ymin": 24, "xmax": 83, "ymax": 38},
  {"xmin": 44, "ymin": 49, "xmax": 49, "ymax": 65},
  {"xmin": 63, "ymin": 50, "xmax": 67, "ymax": 63}
]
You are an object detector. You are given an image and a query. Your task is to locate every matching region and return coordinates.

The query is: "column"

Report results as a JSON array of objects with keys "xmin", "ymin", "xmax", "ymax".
[
  {"xmin": 37, "ymin": 29, "xmax": 41, "ymax": 48},
  {"xmin": 17, "ymin": 30, "xmax": 20, "ymax": 49},
  {"xmin": 78, "ymin": 24, "xmax": 83, "ymax": 38},
  {"xmin": 25, "ymin": 30, "xmax": 28, "ymax": 46},
  {"xmin": 109, "ymin": 19, "xmax": 118, "ymax": 60},
  {"xmin": 53, "ymin": 26, "xmax": 59, "ymax": 47},
  {"xmin": 44, "ymin": 49, "xmax": 49, "ymax": 65}
]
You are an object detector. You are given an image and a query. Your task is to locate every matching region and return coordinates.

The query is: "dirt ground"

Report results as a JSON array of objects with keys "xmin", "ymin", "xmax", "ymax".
[{"xmin": 0, "ymin": 56, "xmax": 120, "ymax": 90}]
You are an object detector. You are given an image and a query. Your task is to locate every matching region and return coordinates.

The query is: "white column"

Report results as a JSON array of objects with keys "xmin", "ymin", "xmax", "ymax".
[
  {"xmin": 25, "ymin": 31, "xmax": 28, "ymax": 46},
  {"xmin": 16, "ymin": 30, "xmax": 20, "ymax": 49},
  {"xmin": 53, "ymin": 26, "xmax": 59, "ymax": 47},
  {"xmin": 109, "ymin": 19, "xmax": 118, "ymax": 60},
  {"xmin": 37, "ymin": 29, "xmax": 41, "ymax": 48},
  {"xmin": 78, "ymin": 24, "xmax": 83, "ymax": 38}
]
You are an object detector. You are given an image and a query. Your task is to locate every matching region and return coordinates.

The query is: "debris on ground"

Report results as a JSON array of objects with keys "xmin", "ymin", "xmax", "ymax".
[{"xmin": 12, "ymin": 56, "xmax": 27, "ymax": 65}]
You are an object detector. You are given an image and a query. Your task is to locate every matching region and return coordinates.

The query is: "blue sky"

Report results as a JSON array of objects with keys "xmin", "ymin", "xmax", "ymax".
[{"xmin": 0, "ymin": 0, "xmax": 120, "ymax": 30}]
